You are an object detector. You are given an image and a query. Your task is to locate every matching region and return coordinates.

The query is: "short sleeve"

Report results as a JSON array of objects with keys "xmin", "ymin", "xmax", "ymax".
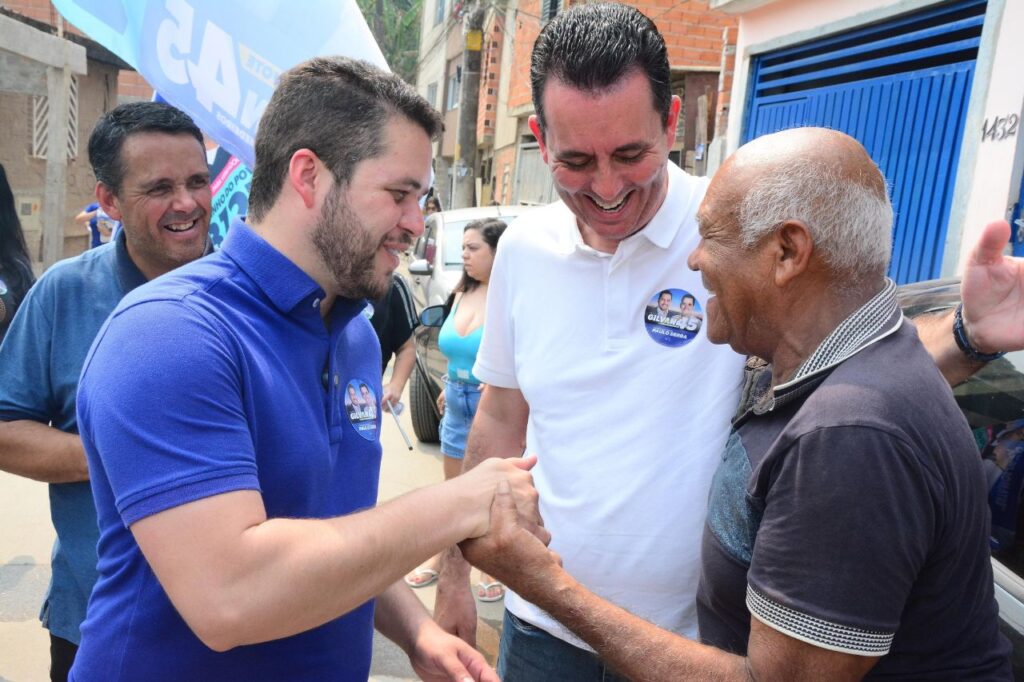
[
  {"xmin": 0, "ymin": 277, "xmax": 56, "ymax": 423},
  {"xmin": 746, "ymin": 426, "xmax": 934, "ymax": 656},
  {"xmin": 78, "ymin": 298, "xmax": 260, "ymax": 526},
  {"xmin": 473, "ymin": 235, "xmax": 518, "ymax": 388}
]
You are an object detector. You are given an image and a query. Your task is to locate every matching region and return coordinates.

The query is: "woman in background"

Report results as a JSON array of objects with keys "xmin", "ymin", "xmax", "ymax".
[
  {"xmin": 405, "ymin": 217, "xmax": 508, "ymax": 602},
  {"xmin": 0, "ymin": 163, "xmax": 35, "ymax": 343}
]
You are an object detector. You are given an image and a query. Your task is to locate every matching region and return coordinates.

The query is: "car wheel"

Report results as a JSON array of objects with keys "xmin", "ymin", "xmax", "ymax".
[{"xmin": 410, "ymin": 368, "xmax": 440, "ymax": 443}]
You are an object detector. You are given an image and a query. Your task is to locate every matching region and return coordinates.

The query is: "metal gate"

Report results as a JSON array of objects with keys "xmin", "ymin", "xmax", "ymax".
[{"xmin": 744, "ymin": 0, "xmax": 986, "ymax": 283}]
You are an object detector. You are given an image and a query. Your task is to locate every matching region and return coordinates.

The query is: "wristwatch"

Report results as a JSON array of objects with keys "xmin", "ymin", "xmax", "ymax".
[{"xmin": 952, "ymin": 303, "xmax": 1005, "ymax": 362}]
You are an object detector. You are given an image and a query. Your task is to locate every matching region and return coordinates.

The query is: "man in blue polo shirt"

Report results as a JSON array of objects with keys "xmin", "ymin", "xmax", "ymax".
[
  {"xmin": 0, "ymin": 101, "xmax": 212, "ymax": 681},
  {"xmin": 71, "ymin": 57, "xmax": 541, "ymax": 681}
]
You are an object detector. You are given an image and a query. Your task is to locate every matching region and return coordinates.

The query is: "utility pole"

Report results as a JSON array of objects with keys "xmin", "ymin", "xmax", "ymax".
[{"xmin": 451, "ymin": 1, "xmax": 484, "ymax": 208}]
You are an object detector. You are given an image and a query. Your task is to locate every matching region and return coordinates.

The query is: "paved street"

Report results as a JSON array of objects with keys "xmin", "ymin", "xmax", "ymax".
[{"xmin": 0, "ymin": 377, "xmax": 504, "ymax": 681}]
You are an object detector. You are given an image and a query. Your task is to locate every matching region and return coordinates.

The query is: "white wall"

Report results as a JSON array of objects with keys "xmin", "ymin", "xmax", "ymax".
[
  {"xmin": 417, "ymin": 0, "xmax": 448, "ymax": 159},
  {"xmin": 952, "ymin": 0, "xmax": 1023, "ymax": 272}
]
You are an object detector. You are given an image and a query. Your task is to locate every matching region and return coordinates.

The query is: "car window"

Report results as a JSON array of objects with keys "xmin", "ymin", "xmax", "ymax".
[
  {"xmin": 898, "ymin": 279, "xmax": 1024, "ymax": 586},
  {"xmin": 414, "ymin": 215, "xmax": 438, "ymax": 260},
  {"xmin": 443, "ymin": 220, "xmax": 471, "ymax": 269},
  {"xmin": 960, "ymin": 350, "xmax": 1024, "ymax": 578},
  {"xmin": 440, "ymin": 210, "xmax": 523, "ymax": 269}
]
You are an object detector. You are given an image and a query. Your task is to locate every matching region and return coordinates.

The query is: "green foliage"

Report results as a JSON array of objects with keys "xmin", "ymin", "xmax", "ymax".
[{"xmin": 357, "ymin": 0, "xmax": 423, "ymax": 84}]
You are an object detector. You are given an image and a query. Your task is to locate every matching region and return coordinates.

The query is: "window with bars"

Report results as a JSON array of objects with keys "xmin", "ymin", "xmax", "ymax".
[{"xmin": 31, "ymin": 75, "xmax": 78, "ymax": 160}]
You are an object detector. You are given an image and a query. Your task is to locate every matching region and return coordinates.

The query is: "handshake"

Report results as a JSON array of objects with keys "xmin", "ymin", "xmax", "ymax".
[{"xmin": 447, "ymin": 455, "xmax": 562, "ymax": 610}]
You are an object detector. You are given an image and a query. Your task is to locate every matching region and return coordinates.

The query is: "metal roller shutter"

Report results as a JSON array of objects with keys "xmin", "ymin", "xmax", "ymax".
[{"xmin": 743, "ymin": 0, "xmax": 986, "ymax": 283}]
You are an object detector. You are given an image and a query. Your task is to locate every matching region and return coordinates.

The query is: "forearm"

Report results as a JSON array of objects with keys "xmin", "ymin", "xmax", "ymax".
[
  {"xmin": 141, "ymin": 476, "xmax": 492, "ymax": 650},
  {"xmin": 532, "ymin": 569, "xmax": 749, "ymax": 682},
  {"xmin": 0, "ymin": 420, "xmax": 89, "ymax": 482},
  {"xmin": 444, "ymin": 389, "xmax": 529, "ymax": 576},
  {"xmin": 375, "ymin": 580, "xmax": 432, "ymax": 652},
  {"xmin": 912, "ymin": 310, "xmax": 984, "ymax": 387},
  {"xmin": 388, "ymin": 341, "xmax": 416, "ymax": 395},
  {"xmin": 461, "ymin": 387, "xmax": 528, "ymax": 471}
]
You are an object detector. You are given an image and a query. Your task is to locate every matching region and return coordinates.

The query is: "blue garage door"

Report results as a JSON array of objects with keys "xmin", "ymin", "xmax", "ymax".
[{"xmin": 744, "ymin": 0, "xmax": 985, "ymax": 283}]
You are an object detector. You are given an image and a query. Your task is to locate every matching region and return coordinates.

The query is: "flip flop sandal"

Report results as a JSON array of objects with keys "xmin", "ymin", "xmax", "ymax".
[
  {"xmin": 476, "ymin": 580, "xmax": 505, "ymax": 602},
  {"xmin": 404, "ymin": 567, "xmax": 439, "ymax": 588}
]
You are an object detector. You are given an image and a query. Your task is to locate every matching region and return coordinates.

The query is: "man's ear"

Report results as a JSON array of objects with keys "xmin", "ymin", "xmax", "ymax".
[
  {"xmin": 528, "ymin": 115, "xmax": 549, "ymax": 164},
  {"xmin": 288, "ymin": 149, "xmax": 324, "ymax": 209},
  {"xmin": 95, "ymin": 182, "xmax": 122, "ymax": 221},
  {"xmin": 664, "ymin": 96, "xmax": 682, "ymax": 148},
  {"xmin": 772, "ymin": 220, "xmax": 814, "ymax": 287}
]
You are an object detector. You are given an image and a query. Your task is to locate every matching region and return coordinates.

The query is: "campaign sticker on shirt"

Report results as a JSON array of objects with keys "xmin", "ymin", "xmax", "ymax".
[
  {"xmin": 643, "ymin": 288, "xmax": 704, "ymax": 348},
  {"xmin": 344, "ymin": 379, "xmax": 379, "ymax": 441}
]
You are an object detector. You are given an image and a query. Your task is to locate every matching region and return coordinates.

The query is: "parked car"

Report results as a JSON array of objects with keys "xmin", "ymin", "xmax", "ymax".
[
  {"xmin": 406, "ymin": 205, "xmax": 531, "ymax": 442},
  {"xmin": 412, "ymin": 270, "xmax": 1024, "ymax": 671}
]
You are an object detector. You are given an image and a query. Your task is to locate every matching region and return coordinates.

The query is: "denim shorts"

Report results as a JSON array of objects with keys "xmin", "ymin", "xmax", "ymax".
[{"xmin": 439, "ymin": 378, "xmax": 482, "ymax": 460}]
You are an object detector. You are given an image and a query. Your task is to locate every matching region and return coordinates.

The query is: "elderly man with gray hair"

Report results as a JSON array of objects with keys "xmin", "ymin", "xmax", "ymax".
[{"xmin": 460, "ymin": 127, "xmax": 1013, "ymax": 680}]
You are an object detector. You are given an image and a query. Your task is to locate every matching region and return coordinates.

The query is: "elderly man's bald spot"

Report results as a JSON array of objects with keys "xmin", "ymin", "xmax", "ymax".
[{"xmin": 731, "ymin": 127, "xmax": 887, "ymax": 199}]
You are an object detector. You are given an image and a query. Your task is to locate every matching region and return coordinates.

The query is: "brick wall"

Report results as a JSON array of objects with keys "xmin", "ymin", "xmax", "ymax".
[
  {"xmin": 477, "ymin": 12, "xmax": 502, "ymax": 144},
  {"xmin": 714, "ymin": 26, "xmax": 737, "ymax": 140},
  {"xmin": 642, "ymin": 0, "xmax": 736, "ymax": 70},
  {"xmin": 506, "ymin": 0, "xmax": 541, "ymax": 112},
  {"xmin": 491, "ymin": 144, "xmax": 518, "ymax": 205}
]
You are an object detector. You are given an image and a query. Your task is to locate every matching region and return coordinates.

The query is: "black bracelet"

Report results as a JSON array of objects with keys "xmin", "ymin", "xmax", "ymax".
[{"xmin": 953, "ymin": 303, "xmax": 1005, "ymax": 362}]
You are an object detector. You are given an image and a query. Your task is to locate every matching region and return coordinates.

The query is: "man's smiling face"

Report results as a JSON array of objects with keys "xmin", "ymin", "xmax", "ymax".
[
  {"xmin": 103, "ymin": 131, "xmax": 211, "ymax": 280},
  {"xmin": 531, "ymin": 70, "xmax": 679, "ymax": 253}
]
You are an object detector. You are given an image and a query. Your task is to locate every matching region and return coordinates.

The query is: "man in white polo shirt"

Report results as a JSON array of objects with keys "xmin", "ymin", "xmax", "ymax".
[
  {"xmin": 434, "ymin": 5, "xmax": 744, "ymax": 679},
  {"xmin": 435, "ymin": 3, "xmax": 1020, "ymax": 680}
]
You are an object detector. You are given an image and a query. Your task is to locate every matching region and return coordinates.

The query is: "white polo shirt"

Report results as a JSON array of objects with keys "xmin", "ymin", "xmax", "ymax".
[{"xmin": 475, "ymin": 162, "xmax": 745, "ymax": 648}]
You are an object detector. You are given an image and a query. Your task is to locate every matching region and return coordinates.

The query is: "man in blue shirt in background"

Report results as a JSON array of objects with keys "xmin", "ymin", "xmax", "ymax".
[{"xmin": 0, "ymin": 100, "xmax": 213, "ymax": 681}]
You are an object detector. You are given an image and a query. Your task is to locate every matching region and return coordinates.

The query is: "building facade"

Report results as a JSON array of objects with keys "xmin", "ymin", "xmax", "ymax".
[
  {"xmin": 713, "ymin": 0, "xmax": 1023, "ymax": 283},
  {"xmin": 417, "ymin": 0, "xmax": 738, "ymax": 208},
  {"xmin": 0, "ymin": 3, "xmax": 147, "ymax": 263}
]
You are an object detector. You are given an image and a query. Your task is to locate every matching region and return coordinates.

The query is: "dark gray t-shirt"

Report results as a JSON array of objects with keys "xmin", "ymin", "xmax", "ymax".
[{"xmin": 697, "ymin": 319, "xmax": 1012, "ymax": 679}]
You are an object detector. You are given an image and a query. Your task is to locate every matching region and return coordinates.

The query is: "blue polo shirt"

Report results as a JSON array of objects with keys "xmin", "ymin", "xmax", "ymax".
[
  {"xmin": 72, "ymin": 221, "xmax": 384, "ymax": 681},
  {"xmin": 0, "ymin": 229, "xmax": 146, "ymax": 645}
]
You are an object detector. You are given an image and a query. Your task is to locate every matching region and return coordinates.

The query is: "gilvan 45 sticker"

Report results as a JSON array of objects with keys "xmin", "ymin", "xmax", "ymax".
[{"xmin": 643, "ymin": 288, "xmax": 703, "ymax": 348}]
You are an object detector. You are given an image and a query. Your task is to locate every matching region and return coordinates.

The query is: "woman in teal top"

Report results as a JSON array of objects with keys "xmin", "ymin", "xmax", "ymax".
[
  {"xmin": 438, "ymin": 303, "xmax": 484, "ymax": 383},
  {"xmin": 405, "ymin": 217, "xmax": 508, "ymax": 602}
]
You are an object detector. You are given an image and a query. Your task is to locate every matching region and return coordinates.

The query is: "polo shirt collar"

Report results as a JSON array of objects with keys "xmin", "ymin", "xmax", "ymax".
[
  {"xmin": 557, "ymin": 161, "xmax": 687, "ymax": 256},
  {"xmin": 750, "ymin": 278, "xmax": 902, "ymax": 416},
  {"xmin": 785, "ymin": 278, "xmax": 901, "ymax": 386},
  {"xmin": 221, "ymin": 219, "xmax": 324, "ymax": 314},
  {"xmin": 113, "ymin": 227, "xmax": 148, "ymax": 293}
]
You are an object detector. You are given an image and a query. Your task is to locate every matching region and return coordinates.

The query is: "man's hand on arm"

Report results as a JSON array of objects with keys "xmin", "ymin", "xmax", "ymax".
[
  {"xmin": 435, "ymin": 385, "xmax": 531, "ymax": 645},
  {"xmin": 0, "ymin": 421, "xmax": 89, "ymax": 483},
  {"xmin": 129, "ymin": 454, "xmax": 540, "ymax": 652},
  {"xmin": 916, "ymin": 220, "xmax": 1024, "ymax": 386},
  {"xmin": 375, "ymin": 582, "xmax": 499, "ymax": 682},
  {"xmin": 462, "ymin": 485, "xmax": 877, "ymax": 682}
]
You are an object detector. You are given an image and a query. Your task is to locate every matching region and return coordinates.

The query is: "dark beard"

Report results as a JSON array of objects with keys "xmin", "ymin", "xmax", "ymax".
[{"xmin": 311, "ymin": 186, "xmax": 390, "ymax": 300}]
